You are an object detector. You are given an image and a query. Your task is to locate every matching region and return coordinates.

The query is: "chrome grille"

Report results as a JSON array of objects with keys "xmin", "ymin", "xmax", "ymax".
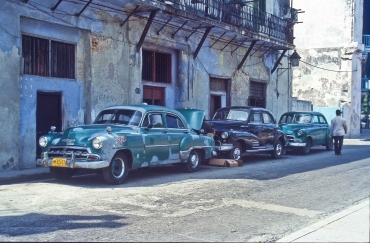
[{"xmin": 48, "ymin": 147, "xmax": 90, "ymax": 159}]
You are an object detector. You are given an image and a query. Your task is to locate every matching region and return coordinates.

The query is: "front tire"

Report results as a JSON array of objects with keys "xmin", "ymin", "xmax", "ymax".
[
  {"xmin": 271, "ymin": 140, "xmax": 283, "ymax": 159},
  {"xmin": 301, "ymin": 138, "xmax": 311, "ymax": 155},
  {"xmin": 183, "ymin": 150, "xmax": 200, "ymax": 172},
  {"xmin": 102, "ymin": 153, "xmax": 129, "ymax": 185},
  {"xmin": 50, "ymin": 167, "xmax": 74, "ymax": 180},
  {"xmin": 228, "ymin": 142, "xmax": 242, "ymax": 160}
]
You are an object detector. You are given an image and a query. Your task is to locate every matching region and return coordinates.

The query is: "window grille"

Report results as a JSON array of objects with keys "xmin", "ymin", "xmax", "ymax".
[
  {"xmin": 142, "ymin": 50, "xmax": 171, "ymax": 83},
  {"xmin": 22, "ymin": 35, "xmax": 75, "ymax": 79}
]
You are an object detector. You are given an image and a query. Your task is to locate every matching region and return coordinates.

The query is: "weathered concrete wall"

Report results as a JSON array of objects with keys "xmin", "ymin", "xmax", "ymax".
[
  {"xmin": 292, "ymin": 0, "xmax": 364, "ymax": 138},
  {"xmin": 0, "ymin": 1, "xmax": 21, "ymax": 170},
  {"xmin": 291, "ymin": 98, "xmax": 312, "ymax": 112},
  {"xmin": 0, "ymin": 47, "xmax": 20, "ymax": 170},
  {"xmin": 0, "ymin": 0, "xmax": 290, "ymax": 171}
]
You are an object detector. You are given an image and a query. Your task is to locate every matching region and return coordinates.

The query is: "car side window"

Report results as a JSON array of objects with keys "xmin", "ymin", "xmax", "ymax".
[
  {"xmin": 166, "ymin": 114, "xmax": 185, "ymax": 128},
  {"xmin": 250, "ymin": 112, "xmax": 261, "ymax": 122},
  {"xmin": 319, "ymin": 116, "xmax": 327, "ymax": 124},
  {"xmin": 313, "ymin": 115, "xmax": 320, "ymax": 124},
  {"xmin": 262, "ymin": 112, "xmax": 274, "ymax": 124},
  {"xmin": 142, "ymin": 113, "xmax": 163, "ymax": 128}
]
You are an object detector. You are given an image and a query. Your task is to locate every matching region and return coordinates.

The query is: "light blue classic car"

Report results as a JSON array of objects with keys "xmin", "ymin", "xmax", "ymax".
[
  {"xmin": 37, "ymin": 105, "xmax": 216, "ymax": 184},
  {"xmin": 278, "ymin": 111, "xmax": 333, "ymax": 155}
]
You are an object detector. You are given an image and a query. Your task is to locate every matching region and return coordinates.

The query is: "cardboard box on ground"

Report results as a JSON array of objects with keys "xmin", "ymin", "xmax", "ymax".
[{"xmin": 209, "ymin": 158, "xmax": 243, "ymax": 167}]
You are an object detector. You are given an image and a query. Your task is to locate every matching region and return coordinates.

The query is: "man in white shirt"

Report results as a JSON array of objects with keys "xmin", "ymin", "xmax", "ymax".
[{"xmin": 330, "ymin": 109, "xmax": 347, "ymax": 155}]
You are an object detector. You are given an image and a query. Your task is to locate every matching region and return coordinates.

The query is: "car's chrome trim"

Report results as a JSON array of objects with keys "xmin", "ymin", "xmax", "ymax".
[
  {"xmin": 179, "ymin": 148, "xmax": 191, "ymax": 160},
  {"xmin": 216, "ymin": 144, "xmax": 234, "ymax": 151},
  {"xmin": 36, "ymin": 152, "xmax": 109, "ymax": 169},
  {"xmin": 287, "ymin": 142, "xmax": 306, "ymax": 147}
]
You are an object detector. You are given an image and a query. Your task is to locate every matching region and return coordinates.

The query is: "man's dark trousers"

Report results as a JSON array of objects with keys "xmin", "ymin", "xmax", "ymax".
[{"xmin": 332, "ymin": 136, "xmax": 344, "ymax": 155}]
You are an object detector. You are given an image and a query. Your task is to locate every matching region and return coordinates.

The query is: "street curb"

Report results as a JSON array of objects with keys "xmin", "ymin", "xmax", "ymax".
[
  {"xmin": 0, "ymin": 169, "xmax": 52, "ymax": 185},
  {"xmin": 276, "ymin": 199, "xmax": 370, "ymax": 242}
]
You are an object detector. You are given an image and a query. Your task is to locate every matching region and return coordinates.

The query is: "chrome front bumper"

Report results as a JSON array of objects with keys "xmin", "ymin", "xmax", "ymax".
[
  {"xmin": 36, "ymin": 152, "xmax": 110, "ymax": 169},
  {"xmin": 287, "ymin": 142, "xmax": 306, "ymax": 147},
  {"xmin": 215, "ymin": 143, "xmax": 234, "ymax": 152}
]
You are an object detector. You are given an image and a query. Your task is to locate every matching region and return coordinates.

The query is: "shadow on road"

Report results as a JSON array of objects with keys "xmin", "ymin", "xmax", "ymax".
[{"xmin": 0, "ymin": 213, "xmax": 127, "ymax": 237}]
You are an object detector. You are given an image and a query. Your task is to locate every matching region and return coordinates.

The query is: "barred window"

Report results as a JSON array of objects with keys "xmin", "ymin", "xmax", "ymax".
[
  {"xmin": 22, "ymin": 35, "xmax": 75, "ymax": 79},
  {"xmin": 142, "ymin": 49, "xmax": 171, "ymax": 83},
  {"xmin": 249, "ymin": 81, "xmax": 266, "ymax": 108}
]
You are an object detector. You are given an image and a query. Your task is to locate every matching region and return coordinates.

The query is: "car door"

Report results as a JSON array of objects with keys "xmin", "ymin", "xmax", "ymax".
[
  {"xmin": 248, "ymin": 111, "xmax": 266, "ymax": 146},
  {"xmin": 262, "ymin": 111, "xmax": 277, "ymax": 148},
  {"xmin": 313, "ymin": 114, "xmax": 328, "ymax": 145},
  {"xmin": 164, "ymin": 112, "xmax": 188, "ymax": 161},
  {"xmin": 141, "ymin": 112, "xmax": 170, "ymax": 165}
]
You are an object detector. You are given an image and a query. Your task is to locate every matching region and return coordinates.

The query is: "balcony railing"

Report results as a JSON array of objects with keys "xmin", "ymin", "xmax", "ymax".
[{"xmin": 163, "ymin": 0, "xmax": 293, "ymax": 44}]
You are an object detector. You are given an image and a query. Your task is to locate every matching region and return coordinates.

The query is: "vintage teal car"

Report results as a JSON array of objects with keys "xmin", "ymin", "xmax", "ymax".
[
  {"xmin": 36, "ymin": 105, "xmax": 216, "ymax": 184},
  {"xmin": 278, "ymin": 111, "xmax": 333, "ymax": 155}
]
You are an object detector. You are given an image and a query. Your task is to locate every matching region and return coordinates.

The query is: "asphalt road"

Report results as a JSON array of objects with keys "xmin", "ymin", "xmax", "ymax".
[{"xmin": 0, "ymin": 140, "xmax": 369, "ymax": 242}]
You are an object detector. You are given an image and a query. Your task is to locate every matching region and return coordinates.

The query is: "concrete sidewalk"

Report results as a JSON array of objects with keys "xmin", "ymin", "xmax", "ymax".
[{"xmin": 277, "ymin": 199, "xmax": 370, "ymax": 242}]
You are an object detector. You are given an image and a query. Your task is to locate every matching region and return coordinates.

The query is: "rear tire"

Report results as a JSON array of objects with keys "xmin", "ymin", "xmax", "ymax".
[
  {"xmin": 102, "ymin": 153, "xmax": 129, "ymax": 185},
  {"xmin": 50, "ymin": 167, "xmax": 74, "ymax": 180},
  {"xmin": 228, "ymin": 142, "xmax": 242, "ymax": 160},
  {"xmin": 183, "ymin": 150, "xmax": 200, "ymax": 172},
  {"xmin": 301, "ymin": 138, "xmax": 311, "ymax": 155}
]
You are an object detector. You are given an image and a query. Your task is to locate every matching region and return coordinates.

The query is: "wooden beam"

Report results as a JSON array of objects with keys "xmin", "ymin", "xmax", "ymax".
[
  {"xmin": 237, "ymin": 40, "xmax": 257, "ymax": 70},
  {"xmin": 193, "ymin": 27, "xmax": 212, "ymax": 59},
  {"xmin": 271, "ymin": 50, "xmax": 287, "ymax": 74},
  {"xmin": 136, "ymin": 10, "xmax": 158, "ymax": 52}
]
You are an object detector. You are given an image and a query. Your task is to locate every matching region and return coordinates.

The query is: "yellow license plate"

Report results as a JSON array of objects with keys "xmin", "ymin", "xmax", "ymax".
[{"xmin": 51, "ymin": 158, "xmax": 67, "ymax": 167}]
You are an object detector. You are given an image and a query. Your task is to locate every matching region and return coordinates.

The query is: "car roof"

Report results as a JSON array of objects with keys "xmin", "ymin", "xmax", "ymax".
[
  {"xmin": 281, "ymin": 111, "xmax": 324, "ymax": 116},
  {"xmin": 102, "ymin": 104, "xmax": 179, "ymax": 113},
  {"xmin": 216, "ymin": 106, "xmax": 270, "ymax": 111}
]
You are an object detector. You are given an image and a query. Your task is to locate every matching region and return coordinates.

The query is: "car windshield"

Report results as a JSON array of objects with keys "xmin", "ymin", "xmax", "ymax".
[
  {"xmin": 213, "ymin": 109, "xmax": 249, "ymax": 121},
  {"xmin": 279, "ymin": 114, "xmax": 312, "ymax": 124},
  {"xmin": 93, "ymin": 109, "xmax": 142, "ymax": 126}
]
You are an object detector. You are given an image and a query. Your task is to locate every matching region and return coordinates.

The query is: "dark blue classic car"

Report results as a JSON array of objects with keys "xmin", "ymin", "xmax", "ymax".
[{"xmin": 207, "ymin": 106, "xmax": 288, "ymax": 160}]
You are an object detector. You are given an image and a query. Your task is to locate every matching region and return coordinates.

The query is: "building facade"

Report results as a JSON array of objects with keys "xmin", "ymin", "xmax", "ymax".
[
  {"xmin": 292, "ymin": 0, "xmax": 364, "ymax": 138},
  {"xmin": 0, "ymin": 0, "xmax": 298, "ymax": 171}
]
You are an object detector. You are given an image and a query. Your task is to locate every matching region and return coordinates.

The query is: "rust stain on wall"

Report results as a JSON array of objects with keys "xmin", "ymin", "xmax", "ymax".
[{"xmin": 92, "ymin": 35, "xmax": 112, "ymax": 52}]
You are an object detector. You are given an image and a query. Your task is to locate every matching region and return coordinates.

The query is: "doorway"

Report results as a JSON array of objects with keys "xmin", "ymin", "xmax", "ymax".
[
  {"xmin": 36, "ymin": 91, "xmax": 62, "ymax": 158},
  {"xmin": 210, "ymin": 78, "xmax": 229, "ymax": 118}
]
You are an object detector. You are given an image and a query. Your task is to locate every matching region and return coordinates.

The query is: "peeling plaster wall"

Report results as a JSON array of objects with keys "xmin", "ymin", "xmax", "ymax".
[
  {"xmin": 292, "ymin": 0, "xmax": 364, "ymax": 138},
  {"xmin": 0, "ymin": 0, "xmax": 290, "ymax": 171},
  {"xmin": 0, "ymin": 47, "xmax": 20, "ymax": 171}
]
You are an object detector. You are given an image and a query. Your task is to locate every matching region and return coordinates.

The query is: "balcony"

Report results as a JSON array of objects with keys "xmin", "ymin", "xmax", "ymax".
[
  {"xmin": 162, "ymin": 0, "xmax": 294, "ymax": 44},
  {"xmin": 47, "ymin": 0, "xmax": 295, "ymax": 56}
]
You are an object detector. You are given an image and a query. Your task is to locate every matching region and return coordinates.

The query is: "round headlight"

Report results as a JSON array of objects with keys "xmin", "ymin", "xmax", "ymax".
[
  {"xmin": 92, "ymin": 137, "xmax": 103, "ymax": 149},
  {"xmin": 297, "ymin": 130, "xmax": 303, "ymax": 136},
  {"xmin": 39, "ymin": 136, "xmax": 48, "ymax": 147},
  {"xmin": 221, "ymin": 132, "xmax": 228, "ymax": 139}
]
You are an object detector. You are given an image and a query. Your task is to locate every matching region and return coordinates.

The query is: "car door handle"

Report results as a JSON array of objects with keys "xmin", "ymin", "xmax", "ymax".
[{"xmin": 163, "ymin": 130, "xmax": 169, "ymax": 134}]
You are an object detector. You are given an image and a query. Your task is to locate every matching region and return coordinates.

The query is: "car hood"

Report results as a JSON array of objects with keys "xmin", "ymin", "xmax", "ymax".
[
  {"xmin": 207, "ymin": 119, "xmax": 249, "ymax": 131},
  {"xmin": 176, "ymin": 109, "xmax": 205, "ymax": 131},
  {"xmin": 54, "ymin": 124, "xmax": 137, "ymax": 146},
  {"xmin": 279, "ymin": 123, "xmax": 313, "ymax": 134}
]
